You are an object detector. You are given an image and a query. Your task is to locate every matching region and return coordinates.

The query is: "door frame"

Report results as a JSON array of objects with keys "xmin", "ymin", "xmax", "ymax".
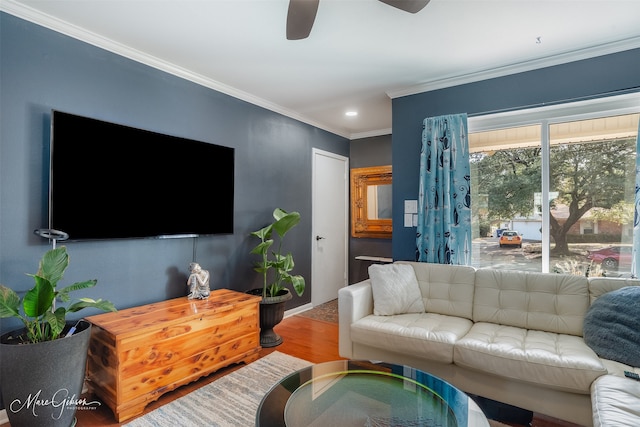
[{"xmin": 311, "ymin": 148, "xmax": 349, "ymax": 307}]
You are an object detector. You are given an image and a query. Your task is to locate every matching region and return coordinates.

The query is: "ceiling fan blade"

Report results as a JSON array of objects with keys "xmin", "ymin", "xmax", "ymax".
[
  {"xmin": 378, "ymin": 0, "xmax": 430, "ymax": 14},
  {"xmin": 286, "ymin": 0, "xmax": 320, "ymax": 40}
]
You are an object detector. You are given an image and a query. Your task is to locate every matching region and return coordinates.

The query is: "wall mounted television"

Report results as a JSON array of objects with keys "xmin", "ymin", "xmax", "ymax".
[{"xmin": 49, "ymin": 110, "xmax": 234, "ymax": 241}]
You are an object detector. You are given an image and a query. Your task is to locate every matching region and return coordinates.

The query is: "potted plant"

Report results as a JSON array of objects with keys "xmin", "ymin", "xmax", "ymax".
[
  {"xmin": 249, "ymin": 208, "xmax": 305, "ymax": 347},
  {"xmin": 0, "ymin": 246, "xmax": 116, "ymax": 427}
]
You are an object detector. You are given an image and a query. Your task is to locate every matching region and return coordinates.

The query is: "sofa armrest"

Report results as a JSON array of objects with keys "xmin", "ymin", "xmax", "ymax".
[
  {"xmin": 338, "ymin": 279, "xmax": 373, "ymax": 358},
  {"xmin": 592, "ymin": 374, "xmax": 640, "ymax": 427}
]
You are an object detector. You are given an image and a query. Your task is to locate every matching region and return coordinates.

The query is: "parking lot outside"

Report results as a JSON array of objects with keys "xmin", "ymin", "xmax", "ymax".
[{"xmin": 472, "ymin": 237, "xmax": 633, "ymax": 277}]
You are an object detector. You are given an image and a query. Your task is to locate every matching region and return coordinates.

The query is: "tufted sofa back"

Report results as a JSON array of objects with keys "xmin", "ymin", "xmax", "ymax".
[
  {"xmin": 587, "ymin": 276, "xmax": 640, "ymax": 303},
  {"xmin": 393, "ymin": 262, "xmax": 640, "ymax": 337},
  {"xmin": 397, "ymin": 261, "xmax": 476, "ymax": 320},
  {"xmin": 473, "ymin": 269, "xmax": 590, "ymax": 336}
]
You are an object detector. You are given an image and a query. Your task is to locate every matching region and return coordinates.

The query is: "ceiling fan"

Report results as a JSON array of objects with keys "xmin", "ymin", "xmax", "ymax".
[{"xmin": 286, "ymin": 0, "xmax": 431, "ymax": 40}]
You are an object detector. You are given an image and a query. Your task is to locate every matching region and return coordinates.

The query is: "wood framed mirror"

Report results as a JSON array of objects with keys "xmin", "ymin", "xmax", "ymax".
[{"xmin": 351, "ymin": 165, "xmax": 392, "ymax": 238}]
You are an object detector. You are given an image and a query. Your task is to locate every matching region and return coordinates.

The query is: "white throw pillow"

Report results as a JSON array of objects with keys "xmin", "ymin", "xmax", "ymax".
[{"xmin": 368, "ymin": 263, "xmax": 425, "ymax": 316}]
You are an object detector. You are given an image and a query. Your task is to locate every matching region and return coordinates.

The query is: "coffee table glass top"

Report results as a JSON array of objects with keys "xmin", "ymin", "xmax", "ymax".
[{"xmin": 257, "ymin": 360, "xmax": 489, "ymax": 427}]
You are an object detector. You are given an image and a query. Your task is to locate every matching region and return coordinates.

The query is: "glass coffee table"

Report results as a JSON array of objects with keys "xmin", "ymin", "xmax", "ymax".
[{"xmin": 256, "ymin": 360, "xmax": 489, "ymax": 426}]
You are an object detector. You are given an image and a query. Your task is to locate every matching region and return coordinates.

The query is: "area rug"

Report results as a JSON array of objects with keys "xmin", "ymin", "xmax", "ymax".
[
  {"xmin": 296, "ymin": 298, "xmax": 339, "ymax": 323},
  {"xmin": 123, "ymin": 351, "xmax": 312, "ymax": 427}
]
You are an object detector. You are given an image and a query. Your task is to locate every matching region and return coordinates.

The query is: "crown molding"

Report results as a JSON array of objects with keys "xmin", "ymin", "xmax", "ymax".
[
  {"xmin": 0, "ymin": 0, "xmax": 352, "ymax": 139},
  {"xmin": 350, "ymin": 128, "xmax": 392, "ymax": 140},
  {"xmin": 5, "ymin": 0, "xmax": 638, "ymax": 141},
  {"xmin": 387, "ymin": 37, "xmax": 640, "ymax": 99}
]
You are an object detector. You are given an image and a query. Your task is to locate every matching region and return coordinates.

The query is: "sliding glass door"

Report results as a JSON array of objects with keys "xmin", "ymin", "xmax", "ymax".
[
  {"xmin": 469, "ymin": 95, "xmax": 639, "ymax": 276},
  {"xmin": 470, "ymin": 125, "xmax": 542, "ymax": 271},
  {"xmin": 548, "ymin": 114, "xmax": 637, "ymax": 276}
]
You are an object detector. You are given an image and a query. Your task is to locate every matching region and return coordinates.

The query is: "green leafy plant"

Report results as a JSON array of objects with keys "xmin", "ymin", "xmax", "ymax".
[
  {"xmin": 250, "ymin": 208, "xmax": 306, "ymax": 298},
  {"xmin": 0, "ymin": 246, "xmax": 116, "ymax": 343}
]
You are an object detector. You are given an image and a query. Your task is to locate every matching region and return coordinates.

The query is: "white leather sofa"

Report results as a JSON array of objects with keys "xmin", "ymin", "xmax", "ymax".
[{"xmin": 338, "ymin": 261, "xmax": 640, "ymax": 426}]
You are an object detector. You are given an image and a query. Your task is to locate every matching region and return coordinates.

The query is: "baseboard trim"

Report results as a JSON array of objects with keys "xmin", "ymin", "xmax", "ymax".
[{"xmin": 284, "ymin": 302, "xmax": 313, "ymax": 318}]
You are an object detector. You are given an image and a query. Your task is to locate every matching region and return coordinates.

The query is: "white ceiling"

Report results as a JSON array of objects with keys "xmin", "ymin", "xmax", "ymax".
[{"xmin": 3, "ymin": 0, "xmax": 640, "ymax": 139}]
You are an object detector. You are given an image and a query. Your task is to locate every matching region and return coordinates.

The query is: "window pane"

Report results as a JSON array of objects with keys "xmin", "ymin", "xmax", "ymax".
[
  {"xmin": 549, "ymin": 113, "xmax": 639, "ymax": 277},
  {"xmin": 470, "ymin": 126, "xmax": 542, "ymax": 271}
]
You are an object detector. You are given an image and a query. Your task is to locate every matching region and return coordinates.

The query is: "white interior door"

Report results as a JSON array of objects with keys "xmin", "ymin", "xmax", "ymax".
[{"xmin": 312, "ymin": 148, "xmax": 348, "ymax": 306}]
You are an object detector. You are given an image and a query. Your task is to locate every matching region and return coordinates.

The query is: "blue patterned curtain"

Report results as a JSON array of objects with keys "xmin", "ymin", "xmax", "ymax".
[
  {"xmin": 416, "ymin": 114, "xmax": 471, "ymax": 265},
  {"xmin": 632, "ymin": 120, "xmax": 640, "ymax": 278}
]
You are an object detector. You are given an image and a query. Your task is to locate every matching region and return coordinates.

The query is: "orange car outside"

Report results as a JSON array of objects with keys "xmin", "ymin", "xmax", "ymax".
[{"xmin": 499, "ymin": 231, "xmax": 522, "ymax": 248}]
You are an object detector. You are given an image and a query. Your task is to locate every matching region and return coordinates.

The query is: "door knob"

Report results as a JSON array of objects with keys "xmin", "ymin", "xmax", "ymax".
[{"xmin": 316, "ymin": 235, "xmax": 325, "ymax": 241}]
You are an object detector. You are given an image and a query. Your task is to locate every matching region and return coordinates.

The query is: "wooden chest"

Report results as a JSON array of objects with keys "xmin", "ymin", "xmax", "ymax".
[{"xmin": 85, "ymin": 289, "xmax": 261, "ymax": 422}]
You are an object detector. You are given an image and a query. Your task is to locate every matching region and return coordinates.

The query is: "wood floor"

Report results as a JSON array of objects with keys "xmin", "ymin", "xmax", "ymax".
[{"xmin": 1, "ymin": 315, "xmax": 583, "ymax": 426}]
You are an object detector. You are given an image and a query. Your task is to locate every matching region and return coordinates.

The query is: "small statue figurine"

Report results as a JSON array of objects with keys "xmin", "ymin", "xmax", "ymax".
[{"xmin": 187, "ymin": 262, "xmax": 210, "ymax": 300}]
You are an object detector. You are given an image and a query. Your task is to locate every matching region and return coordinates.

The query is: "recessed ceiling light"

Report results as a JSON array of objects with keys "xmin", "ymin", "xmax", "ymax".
[{"xmin": 345, "ymin": 111, "xmax": 358, "ymax": 117}]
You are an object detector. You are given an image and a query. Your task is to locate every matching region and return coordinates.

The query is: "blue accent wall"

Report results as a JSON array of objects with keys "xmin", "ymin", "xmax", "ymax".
[
  {"xmin": 0, "ymin": 12, "xmax": 349, "ymax": 335},
  {"xmin": 391, "ymin": 48, "xmax": 640, "ymax": 262}
]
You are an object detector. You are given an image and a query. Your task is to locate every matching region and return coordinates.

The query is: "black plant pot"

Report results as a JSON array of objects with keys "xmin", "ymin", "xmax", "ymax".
[
  {"xmin": 247, "ymin": 288, "xmax": 293, "ymax": 347},
  {"xmin": 0, "ymin": 320, "xmax": 92, "ymax": 427}
]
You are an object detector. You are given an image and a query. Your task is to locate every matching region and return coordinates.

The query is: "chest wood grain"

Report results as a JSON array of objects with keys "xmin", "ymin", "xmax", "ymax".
[{"xmin": 86, "ymin": 289, "xmax": 261, "ymax": 422}]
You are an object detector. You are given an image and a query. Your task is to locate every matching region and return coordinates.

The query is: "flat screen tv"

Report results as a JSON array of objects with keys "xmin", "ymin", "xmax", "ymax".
[{"xmin": 49, "ymin": 110, "xmax": 234, "ymax": 241}]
